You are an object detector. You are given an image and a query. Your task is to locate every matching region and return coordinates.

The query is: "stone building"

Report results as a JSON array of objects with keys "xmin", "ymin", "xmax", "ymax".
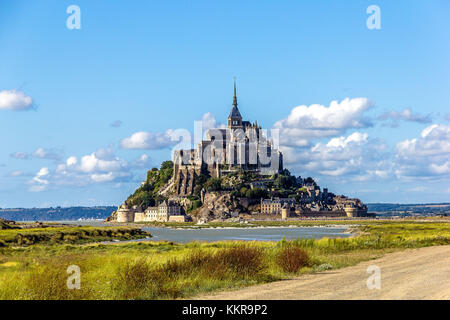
[
  {"xmin": 334, "ymin": 195, "xmax": 368, "ymax": 217},
  {"xmin": 115, "ymin": 201, "xmax": 185, "ymax": 222},
  {"xmin": 260, "ymin": 197, "xmax": 296, "ymax": 215},
  {"xmin": 116, "ymin": 204, "xmax": 141, "ymax": 223},
  {"xmin": 281, "ymin": 203, "xmax": 295, "ymax": 219},
  {"xmin": 139, "ymin": 200, "xmax": 184, "ymax": 222},
  {"xmin": 173, "ymin": 79, "xmax": 283, "ymax": 196}
]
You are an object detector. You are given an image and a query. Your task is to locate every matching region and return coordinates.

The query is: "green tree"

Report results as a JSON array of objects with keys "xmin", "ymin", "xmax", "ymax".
[
  {"xmin": 240, "ymin": 187, "xmax": 248, "ymax": 197},
  {"xmin": 245, "ymin": 188, "xmax": 268, "ymax": 199},
  {"xmin": 160, "ymin": 161, "xmax": 173, "ymax": 171},
  {"xmin": 205, "ymin": 177, "xmax": 221, "ymax": 192}
]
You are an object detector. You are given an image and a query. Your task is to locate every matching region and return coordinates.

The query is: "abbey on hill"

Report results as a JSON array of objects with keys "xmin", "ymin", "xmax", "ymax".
[
  {"xmin": 108, "ymin": 80, "xmax": 368, "ymax": 223},
  {"xmin": 173, "ymin": 79, "xmax": 283, "ymax": 196}
]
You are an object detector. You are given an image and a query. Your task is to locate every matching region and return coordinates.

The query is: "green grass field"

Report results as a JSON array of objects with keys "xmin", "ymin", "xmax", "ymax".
[{"xmin": 0, "ymin": 220, "xmax": 449, "ymax": 300}]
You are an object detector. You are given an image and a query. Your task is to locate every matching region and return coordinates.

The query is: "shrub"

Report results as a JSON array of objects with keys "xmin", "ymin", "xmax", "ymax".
[
  {"xmin": 205, "ymin": 177, "xmax": 222, "ymax": 192},
  {"xmin": 245, "ymin": 188, "xmax": 268, "ymax": 199},
  {"xmin": 113, "ymin": 258, "xmax": 183, "ymax": 299},
  {"xmin": 277, "ymin": 245, "xmax": 309, "ymax": 273},
  {"xmin": 111, "ymin": 245, "xmax": 266, "ymax": 299},
  {"xmin": 163, "ymin": 245, "xmax": 265, "ymax": 280},
  {"xmin": 216, "ymin": 245, "xmax": 265, "ymax": 277},
  {"xmin": 192, "ymin": 200, "xmax": 202, "ymax": 210}
]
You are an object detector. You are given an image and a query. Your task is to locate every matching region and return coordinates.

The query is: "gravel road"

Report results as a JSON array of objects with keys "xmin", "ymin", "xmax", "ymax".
[{"xmin": 196, "ymin": 245, "xmax": 450, "ymax": 300}]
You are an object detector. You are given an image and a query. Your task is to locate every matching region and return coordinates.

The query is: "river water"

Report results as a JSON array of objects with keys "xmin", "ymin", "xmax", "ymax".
[{"xmin": 59, "ymin": 220, "xmax": 352, "ymax": 243}]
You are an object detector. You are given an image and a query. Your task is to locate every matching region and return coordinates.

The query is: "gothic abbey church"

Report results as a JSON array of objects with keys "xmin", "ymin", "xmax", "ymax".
[{"xmin": 173, "ymin": 80, "xmax": 284, "ymax": 196}]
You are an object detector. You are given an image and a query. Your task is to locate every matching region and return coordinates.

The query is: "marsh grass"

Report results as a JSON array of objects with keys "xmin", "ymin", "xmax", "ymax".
[
  {"xmin": 0, "ymin": 221, "xmax": 449, "ymax": 299},
  {"xmin": 10, "ymin": 254, "xmax": 94, "ymax": 300},
  {"xmin": 113, "ymin": 245, "xmax": 267, "ymax": 299},
  {"xmin": 0, "ymin": 226, "xmax": 149, "ymax": 246}
]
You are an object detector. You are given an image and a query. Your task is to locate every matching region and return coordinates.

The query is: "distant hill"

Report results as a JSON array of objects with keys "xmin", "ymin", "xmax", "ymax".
[
  {"xmin": 367, "ymin": 203, "xmax": 450, "ymax": 216},
  {"xmin": 0, "ymin": 206, "xmax": 116, "ymax": 221}
]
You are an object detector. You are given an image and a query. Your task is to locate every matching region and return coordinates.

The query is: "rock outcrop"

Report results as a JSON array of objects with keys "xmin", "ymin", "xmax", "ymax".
[{"xmin": 200, "ymin": 192, "xmax": 238, "ymax": 220}]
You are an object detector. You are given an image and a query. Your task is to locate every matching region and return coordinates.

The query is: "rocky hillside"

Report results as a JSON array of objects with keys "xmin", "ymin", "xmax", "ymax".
[
  {"xmin": 111, "ymin": 160, "xmax": 367, "ymax": 221},
  {"xmin": 124, "ymin": 160, "xmax": 174, "ymax": 208}
]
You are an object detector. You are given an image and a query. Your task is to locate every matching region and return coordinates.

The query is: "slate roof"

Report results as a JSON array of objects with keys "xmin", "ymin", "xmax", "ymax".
[{"xmin": 229, "ymin": 105, "xmax": 242, "ymax": 118}]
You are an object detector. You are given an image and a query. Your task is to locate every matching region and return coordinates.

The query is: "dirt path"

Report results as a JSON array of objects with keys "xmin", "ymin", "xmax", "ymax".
[{"xmin": 196, "ymin": 245, "xmax": 450, "ymax": 300}]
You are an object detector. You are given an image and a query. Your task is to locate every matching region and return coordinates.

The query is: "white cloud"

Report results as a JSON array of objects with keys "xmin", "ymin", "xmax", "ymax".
[
  {"xmin": 379, "ymin": 108, "xmax": 431, "ymax": 127},
  {"xmin": 396, "ymin": 124, "xmax": 449, "ymax": 158},
  {"xmin": 0, "ymin": 90, "xmax": 34, "ymax": 111},
  {"xmin": 130, "ymin": 154, "xmax": 152, "ymax": 169},
  {"xmin": 94, "ymin": 146, "xmax": 115, "ymax": 161},
  {"xmin": 11, "ymin": 147, "xmax": 61, "ymax": 161},
  {"xmin": 120, "ymin": 113, "xmax": 224, "ymax": 151},
  {"xmin": 120, "ymin": 130, "xmax": 180, "ymax": 150},
  {"xmin": 66, "ymin": 156, "xmax": 77, "ymax": 166},
  {"xmin": 324, "ymin": 132, "xmax": 368, "ymax": 149},
  {"xmin": 91, "ymin": 172, "xmax": 117, "ymax": 183},
  {"xmin": 201, "ymin": 112, "xmax": 226, "ymax": 132},
  {"xmin": 37, "ymin": 167, "xmax": 49, "ymax": 176},
  {"xmin": 395, "ymin": 124, "xmax": 450, "ymax": 179},
  {"xmin": 10, "ymin": 152, "xmax": 29, "ymax": 160},
  {"xmin": 29, "ymin": 148, "xmax": 136, "ymax": 191},
  {"xmin": 32, "ymin": 148, "xmax": 46, "ymax": 158},
  {"xmin": 32, "ymin": 147, "xmax": 61, "ymax": 161},
  {"xmin": 28, "ymin": 167, "xmax": 50, "ymax": 192},
  {"xmin": 274, "ymin": 98, "xmax": 374, "ymax": 147},
  {"xmin": 281, "ymin": 131, "xmax": 390, "ymax": 180},
  {"xmin": 59, "ymin": 152, "xmax": 128, "ymax": 174}
]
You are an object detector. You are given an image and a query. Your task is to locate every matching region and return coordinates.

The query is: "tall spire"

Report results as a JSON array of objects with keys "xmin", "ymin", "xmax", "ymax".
[
  {"xmin": 228, "ymin": 76, "xmax": 242, "ymax": 128},
  {"xmin": 232, "ymin": 76, "xmax": 237, "ymax": 107}
]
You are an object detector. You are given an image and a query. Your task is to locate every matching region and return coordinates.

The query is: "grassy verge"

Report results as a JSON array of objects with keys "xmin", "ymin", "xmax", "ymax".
[
  {"xmin": 0, "ymin": 226, "xmax": 150, "ymax": 247},
  {"xmin": 0, "ymin": 221, "xmax": 449, "ymax": 300}
]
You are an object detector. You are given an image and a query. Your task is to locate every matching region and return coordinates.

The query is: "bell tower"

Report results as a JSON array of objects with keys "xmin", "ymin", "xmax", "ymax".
[{"xmin": 228, "ymin": 77, "xmax": 243, "ymax": 129}]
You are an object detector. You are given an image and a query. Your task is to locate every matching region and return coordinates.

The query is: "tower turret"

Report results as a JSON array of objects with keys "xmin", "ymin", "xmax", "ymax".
[{"xmin": 228, "ymin": 77, "xmax": 243, "ymax": 129}]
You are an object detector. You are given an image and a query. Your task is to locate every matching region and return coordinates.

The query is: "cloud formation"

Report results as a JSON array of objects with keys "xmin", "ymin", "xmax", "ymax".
[
  {"xmin": 27, "ymin": 148, "xmax": 144, "ymax": 192},
  {"xmin": 120, "ymin": 113, "xmax": 221, "ymax": 150},
  {"xmin": 281, "ymin": 131, "xmax": 390, "ymax": 180},
  {"xmin": 274, "ymin": 98, "xmax": 374, "ymax": 147},
  {"xmin": 130, "ymin": 154, "xmax": 152, "ymax": 169},
  {"xmin": 201, "ymin": 112, "xmax": 226, "ymax": 132},
  {"xmin": 28, "ymin": 167, "xmax": 50, "ymax": 192},
  {"xmin": 10, "ymin": 148, "xmax": 62, "ymax": 161},
  {"xmin": 395, "ymin": 124, "xmax": 450, "ymax": 179},
  {"xmin": 10, "ymin": 152, "xmax": 29, "ymax": 160},
  {"xmin": 378, "ymin": 108, "xmax": 432, "ymax": 127},
  {"xmin": 120, "ymin": 130, "xmax": 180, "ymax": 150},
  {"xmin": 0, "ymin": 90, "xmax": 34, "ymax": 111}
]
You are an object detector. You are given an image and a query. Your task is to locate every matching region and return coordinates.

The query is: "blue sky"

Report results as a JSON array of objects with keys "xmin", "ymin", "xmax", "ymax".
[{"xmin": 1, "ymin": 0, "xmax": 449, "ymax": 207}]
